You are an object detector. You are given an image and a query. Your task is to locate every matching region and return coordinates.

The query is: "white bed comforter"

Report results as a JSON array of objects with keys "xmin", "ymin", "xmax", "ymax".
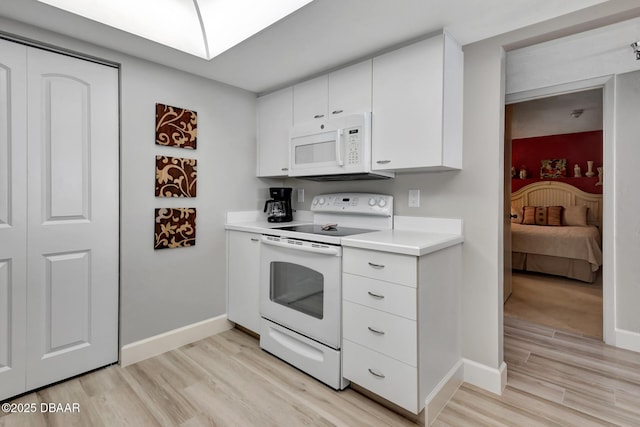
[{"xmin": 511, "ymin": 223, "xmax": 602, "ymax": 271}]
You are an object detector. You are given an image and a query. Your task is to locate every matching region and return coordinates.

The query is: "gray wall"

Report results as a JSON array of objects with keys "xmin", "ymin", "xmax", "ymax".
[
  {"xmin": 118, "ymin": 58, "xmax": 258, "ymax": 345},
  {"xmin": 615, "ymin": 70, "xmax": 640, "ymax": 334}
]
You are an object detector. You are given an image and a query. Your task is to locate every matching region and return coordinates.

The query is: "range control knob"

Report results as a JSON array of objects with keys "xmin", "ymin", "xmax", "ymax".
[
  {"xmin": 318, "ymin": 197, "xmax": 326, "ymax": 205},
  {"xmin": 378, "ymin": 198, "xmax": 387, "ymax": 207},
  {"xmin": 312, "ymin": 198, "xmax": 319, "ymax": 206},
  {"xmin": 368, "ymin": 198, "xmax": 377, "ymax": 206}
]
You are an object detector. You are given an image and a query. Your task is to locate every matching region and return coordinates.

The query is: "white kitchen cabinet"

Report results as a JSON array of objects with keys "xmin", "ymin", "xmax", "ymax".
[
  {"xmin": 372, "ymin": 32, "xmax": 463, "ymax": 172},
  {"xmin": 257, "ymin": 86, "xmax": 292, "ymax": 177},
  {"xmin": 293, "ymin": 74, "xmax": 328, "ymax": 124},
  {"xmin": 328, "ymin": 59, "xmax": 372, "ymax": 117},
  {"xmin": 227, "ymin": 230, "xmax": 262, "ymax": 334},
  {"xmin": 293, "ymin": 59, "xmax": 372, "ymax": 124},
  {"xmin": 342, "ymin": 244, "xmax": 461, "ymax": 417}
]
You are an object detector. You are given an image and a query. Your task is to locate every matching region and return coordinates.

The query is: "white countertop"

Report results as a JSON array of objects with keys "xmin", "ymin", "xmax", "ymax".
[
  {"xmin": 341, "ymin": 229, "xmax": 464, "ymax": 256},
  {"xmin": 225, "ymin": 212, "xmax": 463, "ymax": 256}
]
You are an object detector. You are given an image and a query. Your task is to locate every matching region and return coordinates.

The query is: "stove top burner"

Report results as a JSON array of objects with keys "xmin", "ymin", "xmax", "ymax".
[{"xmin": 273, "ymin": 224, "xmax": 374, "ymax": 238}]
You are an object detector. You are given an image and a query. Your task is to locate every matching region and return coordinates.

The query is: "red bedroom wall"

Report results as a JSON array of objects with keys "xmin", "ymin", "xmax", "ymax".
[{"xmin": 511, "ymin": 130, "xmax": 603, "ymax": 194}]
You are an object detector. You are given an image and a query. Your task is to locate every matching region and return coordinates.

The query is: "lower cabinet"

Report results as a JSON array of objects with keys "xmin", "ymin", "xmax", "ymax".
[
  {"xmin": 342, "ymin": 245, "xmax": 462, "ymax": 416},
  {"xmin": 227, "ymin": 231, "xmax": 261, "ymax": 334}
]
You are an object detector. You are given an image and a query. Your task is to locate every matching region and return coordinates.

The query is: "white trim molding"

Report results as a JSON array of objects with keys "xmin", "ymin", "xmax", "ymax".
[
  {"xmin": 425, "ymin": 360, "xmax": 464, "ymax": 425},
  {"xmin": 463, "ymin": 359, "xmax": 507, "ymax": 396},
  {"xmin": 120, "ymin": 315, "xmax": 234, "ymax": 367},
  {"xmin": 615, "ymin": 328, "xmax": 640, "ymax": 354}
]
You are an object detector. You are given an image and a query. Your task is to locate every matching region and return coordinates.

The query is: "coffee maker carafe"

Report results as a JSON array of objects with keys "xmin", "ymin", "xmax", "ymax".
[{"xmin": 264, "ymin": 187, "xmax": 293, "ymax": 223}]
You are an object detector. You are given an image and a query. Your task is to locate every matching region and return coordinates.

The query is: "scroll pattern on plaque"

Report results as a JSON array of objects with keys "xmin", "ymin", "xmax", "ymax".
[
  {"xmin": 154, "ymin": 208, "xmax": 196, "ymax": 249},
  {"xmin": 155, "ymin": 156, "xmax": 197, "ymax": 197},
  {"xmin": 155, "ymin": 103, "xmax": 197, "ymax": 149}
]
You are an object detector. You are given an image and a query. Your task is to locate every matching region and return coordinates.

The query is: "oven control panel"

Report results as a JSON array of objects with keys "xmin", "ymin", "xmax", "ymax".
[{"xmin": 311, "ymin": 193, "xmax": 393, "ymax": 217}]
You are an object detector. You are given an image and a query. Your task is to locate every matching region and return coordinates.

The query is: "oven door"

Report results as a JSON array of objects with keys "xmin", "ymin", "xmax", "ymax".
[{"xmin": 259, "ymin": 235, "xmax": 342, "ymax": 349}]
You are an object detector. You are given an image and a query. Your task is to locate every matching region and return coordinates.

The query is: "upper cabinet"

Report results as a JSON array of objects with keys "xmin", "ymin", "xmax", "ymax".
[
  {"xmin": 257, "ymin": 86, "xmax": 292, "ymax": 177},
  {"xmin": 371, "ymin": 32, "xmax": 463, "ymax": 172},
  {"xmin": 293, "ymin": 74, "xmax": 328, "ymax": 124},
  {"xmin": 293, "ymin": 59, "xmax": 372, "ymax": 124},
  {"xmin": 256, "ymin": 32, "xmax": 463, "ymax": 178}
]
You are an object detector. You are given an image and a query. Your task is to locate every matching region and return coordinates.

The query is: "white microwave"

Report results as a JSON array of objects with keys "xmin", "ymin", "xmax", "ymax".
[{"xmin": 288, "ymin": 112, "xmax": 394, "ymax": 181}]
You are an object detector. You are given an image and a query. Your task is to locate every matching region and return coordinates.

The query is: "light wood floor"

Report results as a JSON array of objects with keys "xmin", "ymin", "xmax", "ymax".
[{"xmin": 2, "ymin": 318, "xmax": 639, "ymax": 426}]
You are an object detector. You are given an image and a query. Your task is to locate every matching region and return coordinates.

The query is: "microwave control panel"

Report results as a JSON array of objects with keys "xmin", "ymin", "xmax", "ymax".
[{"xmin": 346, "ymin": 127, "xmax": 361, "ymax": 166}]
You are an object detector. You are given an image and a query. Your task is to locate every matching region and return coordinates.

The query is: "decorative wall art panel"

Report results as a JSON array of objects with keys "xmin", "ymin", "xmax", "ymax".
[
  {"xmin": 155, "ymin": 103, "xmax": 197, "ymax": 149},
  {"xmin": 154, "ymin": 208, "xmax": 196, "ymax": 249},
  {"xmin": 155, "ymin": 156, "xmax": 197, "ymax": 197},
  {"xmin": 540, "ymin": 159, "xmax": 567, "ymax": 178}
]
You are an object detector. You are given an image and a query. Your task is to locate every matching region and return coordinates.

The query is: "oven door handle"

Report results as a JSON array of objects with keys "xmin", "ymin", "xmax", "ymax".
[{"xmin": 261, "ymin": 236, "xmax": 341, "ymax": 256}]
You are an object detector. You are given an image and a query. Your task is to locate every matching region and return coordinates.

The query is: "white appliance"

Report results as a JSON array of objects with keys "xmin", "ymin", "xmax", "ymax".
[
  {"xmin": 259, "ymin": 193, "xmax": 393, "ymax": 390},
  {"xmin": 288, "ymin": 113, "xmax": 395, "ymax": 181}
]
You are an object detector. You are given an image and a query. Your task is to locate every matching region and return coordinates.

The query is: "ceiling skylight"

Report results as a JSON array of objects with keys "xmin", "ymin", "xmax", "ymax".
[{"xmin": 37, "ymin": 0, "xmax": 313, "ymax": 60}]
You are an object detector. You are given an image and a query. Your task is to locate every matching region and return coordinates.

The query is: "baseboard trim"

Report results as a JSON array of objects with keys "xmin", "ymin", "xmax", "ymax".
[
  {"xmin": 120, "ymin": 315, "xmax": 234, "ymax": 367},
  {"xmin": 425, "ymin": 360, "xmax": 464, "ymax": 425},
  {"xmin": 462, "ymin": 358, "xmax": 507, "ymax": 395},
  {"xmin": 615, "ymin": 328, "xmax": 640, "ymax": 353}
]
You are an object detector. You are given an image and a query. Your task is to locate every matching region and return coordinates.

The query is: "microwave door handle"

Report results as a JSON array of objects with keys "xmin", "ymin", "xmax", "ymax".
[{"xmin": 335, "ymin": 129, "xmax": 344, "ymax": 166}]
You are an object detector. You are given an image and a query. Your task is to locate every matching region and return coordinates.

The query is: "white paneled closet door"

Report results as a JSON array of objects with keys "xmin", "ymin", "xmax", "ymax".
[
  {"xmin": 0, "ymin": 39, "xmax": 28, "ymax": 400},
  {"xmin": 25, "ymin": 48, "xmax": 119, "ymax": 390},
  {"xmin": 0, "ymin": 39, "xmax": 119, "ymax": 400}
]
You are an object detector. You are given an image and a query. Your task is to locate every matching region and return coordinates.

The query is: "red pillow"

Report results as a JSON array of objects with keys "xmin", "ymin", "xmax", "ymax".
[{"xmin": 522, "ymin": 206, "xmax": 563, "ymax": 226}]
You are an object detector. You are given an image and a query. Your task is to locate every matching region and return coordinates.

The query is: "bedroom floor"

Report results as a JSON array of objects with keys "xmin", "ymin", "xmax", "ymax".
[{"xmin": 504, "ymin": 270, "xmax": 603, "ymax": 339}]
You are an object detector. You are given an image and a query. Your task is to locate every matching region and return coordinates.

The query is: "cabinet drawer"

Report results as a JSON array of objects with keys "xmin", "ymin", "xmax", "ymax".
[
  {"xmin": 343, "ymin": 301, "xmax": 416, "ymax": 366},
  {"xmin": 343, "ymin": 247, "xmax": 416, "ymax": 287},
  {"xmin": 343, "ymin": 273, "xmax": 416, "ymax": 320},
  {"xmin": 343, "ymin": 339, "xmax": 418, "ymax": 414}
]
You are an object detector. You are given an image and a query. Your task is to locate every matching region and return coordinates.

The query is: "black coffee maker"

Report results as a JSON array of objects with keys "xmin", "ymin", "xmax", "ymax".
[{"xmin": 264, "ymin": 187, "xmax": 293, "ymax": 223}]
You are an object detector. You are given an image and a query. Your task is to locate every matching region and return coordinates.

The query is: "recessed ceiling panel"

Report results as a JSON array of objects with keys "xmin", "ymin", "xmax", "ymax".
[{"xmin": 37, "ymin": 0, "xmax": 208, "ymax": 58}]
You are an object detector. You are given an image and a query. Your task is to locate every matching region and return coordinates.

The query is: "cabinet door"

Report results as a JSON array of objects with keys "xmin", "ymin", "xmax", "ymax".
[
  {"xmin": 25, "ymin": 47, "xmax": 119, "ymax": 391},
  {"xmin": 328, "ymin": 59, "xmax": 372, "ymax": 117},
  {"xmin": 0, "ymin": 39, "xmax": 28, "ymax": 402},
  {"xmin": 293, "ymin": 74, "xmax": 328, "ymax": 124},
  {"xmin": 257, "ymin": 87, "xmax": 292, "ymax": 177},
  {"xmin": 227, "ymin": 231, "xmax": 261, "ymax": 334},
  {"xmin": 372, "ymin": 36, "xmax": 446, "ymax": 171}
]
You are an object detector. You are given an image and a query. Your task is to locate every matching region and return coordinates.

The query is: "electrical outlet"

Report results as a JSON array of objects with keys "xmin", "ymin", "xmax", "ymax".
[
  {"xmin": 297, "ymin": 188, "xmax": 304, "ymax": 203},
  {"xmin": 408, "ymin": 189, "xmax": 420, "ymax": 208}
]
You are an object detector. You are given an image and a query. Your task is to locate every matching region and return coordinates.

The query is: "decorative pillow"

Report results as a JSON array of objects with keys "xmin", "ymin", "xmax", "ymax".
[
  {"xmin": 510, "ymin": 207, "xmax": 523, "ymax": 223},
  {"xmin": 563, "ymin": 205, "xmax": 589, "ymax": 226},
  {"xmin": 522, "ymin": 206, "xmax": 563, "ymax": 226}
]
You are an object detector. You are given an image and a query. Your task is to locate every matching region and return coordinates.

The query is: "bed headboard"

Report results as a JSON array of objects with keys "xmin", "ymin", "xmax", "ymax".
[{"xmin": 511, "ymin": 181, "xmax": 603, "ymax": 230}]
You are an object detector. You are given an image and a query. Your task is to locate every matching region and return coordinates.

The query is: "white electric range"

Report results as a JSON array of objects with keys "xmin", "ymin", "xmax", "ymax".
[{"xmin": 259, "ymin": 193, "xmax": 393, "ymax": 390}]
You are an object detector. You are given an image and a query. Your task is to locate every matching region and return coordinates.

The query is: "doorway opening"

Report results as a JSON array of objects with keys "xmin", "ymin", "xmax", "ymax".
[{"xmin": 504, "ymin": 88, "xmax": 604, "ymax": 339}]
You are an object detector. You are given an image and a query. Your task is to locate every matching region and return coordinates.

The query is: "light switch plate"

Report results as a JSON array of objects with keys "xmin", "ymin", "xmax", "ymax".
[
  {"xmin": 408, "ymin": 189, "xmax": 420, "ymax": 207},
  {"xmin": 297, "ymin": 188, "xmax": 304, "ymax": 203}
]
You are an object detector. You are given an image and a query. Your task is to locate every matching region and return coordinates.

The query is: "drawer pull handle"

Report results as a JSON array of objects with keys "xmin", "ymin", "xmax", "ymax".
[
  {"xmin": 376, "ymin": 160, "xmax": 391, "ymax": 164},
  {"xmin": 367, "ymin": 291, "xmax": 385, "ymax": 299},
  {"xmin": 314, "ymin": 114, "xmax": 325, "ymax": 119},
  {"xmin": 368, "ymin": 262, "xmax": 385, "ymax": 269},
  {"xmin": 367, "ymin": 326, "xmax": 385, "ymax": 335},
  {"xmin": 250, "ymin": 238, "xmax": 259, "ymax": 242},
  {"xmin": 332, "ymin": 109, "xmax": 343, "ymax": 115},
  {"xmin": 368, "ymin": 368, "xmax": 385, "ymax": 379}
]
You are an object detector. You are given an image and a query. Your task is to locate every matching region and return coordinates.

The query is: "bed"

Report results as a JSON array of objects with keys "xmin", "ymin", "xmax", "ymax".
[{"xmin": 510, "ymin": 181, "xmax": 603, "ymax": 283}]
